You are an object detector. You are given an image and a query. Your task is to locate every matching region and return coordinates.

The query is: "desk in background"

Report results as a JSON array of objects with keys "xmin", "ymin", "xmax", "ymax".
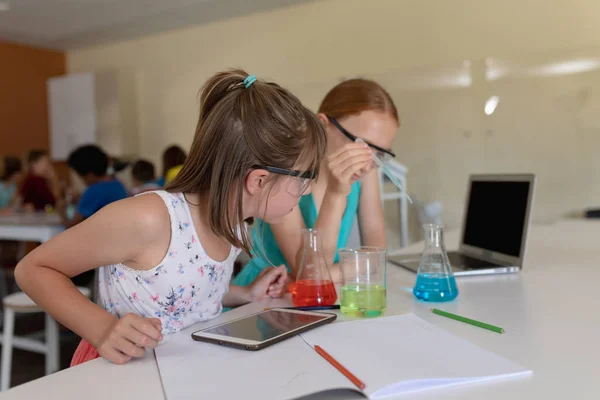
[
  {"xmin": 0, "ymin": 213, "xmax": 64, "ymax": 296},
  {"xmin": 1, "ymin": 219, "xmax": 598, "ymax": 400},
  {"xmin": 0, "ymin": 213, "xmax": 63, "ymax": 244}
]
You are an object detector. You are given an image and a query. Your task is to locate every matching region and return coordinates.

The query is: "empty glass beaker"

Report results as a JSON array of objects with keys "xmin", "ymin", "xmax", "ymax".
[
  {"xmin": 292, "ymin": 229, "xmax": 337, "ymax": 306},
  {"xmin": 339, "ymin": 247, "xmax": 387, "ymax": 317},
  {"xmin": 413, "ymin": 224, "xmax": 458, "ymax": 302}
]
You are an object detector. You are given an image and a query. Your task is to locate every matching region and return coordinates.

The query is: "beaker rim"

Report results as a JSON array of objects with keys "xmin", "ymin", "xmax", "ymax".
[
  {"xmin": 339, "ymin": 246, "xmax": 387, "ymax": 254},
  {"xmin": 422, "ymin": 224, "xmax": 445, "ymax": 229}
]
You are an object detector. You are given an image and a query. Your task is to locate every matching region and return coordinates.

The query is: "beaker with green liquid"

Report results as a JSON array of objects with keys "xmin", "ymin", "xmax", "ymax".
[{"xmin": 338, "ymin": 247, "xmax": 387, "ymax": 317}]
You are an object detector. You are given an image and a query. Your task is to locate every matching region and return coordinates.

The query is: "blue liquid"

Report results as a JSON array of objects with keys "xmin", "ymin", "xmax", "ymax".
[{"xmin": 413, "ymin": 274, "xmax": 459, "ymax": 302}]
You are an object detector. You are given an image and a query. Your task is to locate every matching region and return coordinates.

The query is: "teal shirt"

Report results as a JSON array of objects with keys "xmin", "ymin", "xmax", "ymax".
[{"xmin": 233, "ymin": 181, "xmax": 361, "ymax": 287}]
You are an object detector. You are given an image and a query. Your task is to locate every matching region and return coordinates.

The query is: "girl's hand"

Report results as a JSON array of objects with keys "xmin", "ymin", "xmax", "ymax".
[
  {"xmin": 96, "ymin": 313, "xmax": 163, "ymax": 365},
  {"xmin": 326, "ymin": 142, "xmax": 373, "ymax": 195},
  {"xmin": 249, "ymin": 265, "xmax": 288, "ymax": 301}
]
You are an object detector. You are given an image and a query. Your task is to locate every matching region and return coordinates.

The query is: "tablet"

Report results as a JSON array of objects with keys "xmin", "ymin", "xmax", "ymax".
[{"xmin": 191, "ymin": 308, "xmax": 337, "ymax": 351}]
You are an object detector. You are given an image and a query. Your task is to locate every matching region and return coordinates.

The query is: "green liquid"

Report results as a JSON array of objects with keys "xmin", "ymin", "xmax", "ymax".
[{"xmin": 340, "ymin": 284, "xmax": 386, "ymax": 318}]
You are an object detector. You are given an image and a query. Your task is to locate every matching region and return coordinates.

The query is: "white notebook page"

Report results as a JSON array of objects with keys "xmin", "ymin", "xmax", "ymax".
[{"xmin": 300, "ymin": 313, "xmax": 532, "ymax": 398}]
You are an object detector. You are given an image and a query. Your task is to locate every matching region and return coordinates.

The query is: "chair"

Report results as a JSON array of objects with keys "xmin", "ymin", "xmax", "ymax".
[{"xmin": 0, "ymin": 287, "xmax": 91, "ymax": 391}]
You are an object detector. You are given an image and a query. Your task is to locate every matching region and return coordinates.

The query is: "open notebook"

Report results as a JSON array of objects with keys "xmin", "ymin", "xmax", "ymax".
[{"xmin": 155, "ymin": 313, "xmax": 531, "ymax": 399}]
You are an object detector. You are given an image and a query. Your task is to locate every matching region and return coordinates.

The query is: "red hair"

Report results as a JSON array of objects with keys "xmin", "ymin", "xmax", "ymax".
[{"xmin": 318, "ymin": 79, "xmax": 399, "ymax": 123}]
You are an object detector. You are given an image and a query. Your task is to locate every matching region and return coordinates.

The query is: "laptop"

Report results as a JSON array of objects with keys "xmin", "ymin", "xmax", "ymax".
[{"xmin": 389, "ymin": 174, "xmax": 536, "ymax": 276}]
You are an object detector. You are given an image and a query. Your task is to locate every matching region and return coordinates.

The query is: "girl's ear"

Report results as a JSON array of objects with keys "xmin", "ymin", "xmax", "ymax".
[
  {"xmin": 245, "ymin": 169, "xmax": 270, "ymax": 196},
  {"xmin": 317, "ymin": 113, "xmax": 329, "ymax": 126}
]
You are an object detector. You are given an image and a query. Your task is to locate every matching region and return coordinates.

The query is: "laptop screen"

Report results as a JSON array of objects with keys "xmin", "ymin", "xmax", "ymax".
[{"xmin": 462, "ymin": 180, "xmax": 531, "ymax": 257}]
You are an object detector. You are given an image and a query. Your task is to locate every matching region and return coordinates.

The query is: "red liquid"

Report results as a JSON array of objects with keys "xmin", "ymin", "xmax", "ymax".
[{"xmin": 292, "ymin": 280, "xmax": 337, "ymax": 307}]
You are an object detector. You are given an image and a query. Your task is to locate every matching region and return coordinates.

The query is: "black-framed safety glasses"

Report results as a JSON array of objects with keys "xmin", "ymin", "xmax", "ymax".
[
  {"xmin": 251, "ymin": 165, "xmax": 315, "ymax": 196},
  {"xmin": 327, "ymin": 116, "xmax": 396, "ymax": 161}
]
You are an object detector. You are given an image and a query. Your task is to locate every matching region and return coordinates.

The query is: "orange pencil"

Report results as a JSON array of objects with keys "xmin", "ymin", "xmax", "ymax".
[{"xmin": 313, "ymin": 345, "xmax": 366, "ymax": 390}]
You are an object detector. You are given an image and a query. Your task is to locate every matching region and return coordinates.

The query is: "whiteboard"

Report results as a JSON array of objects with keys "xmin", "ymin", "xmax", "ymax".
[{"xmin": 47, "ymin": 72, "xmax": 97, "ymax": 160}]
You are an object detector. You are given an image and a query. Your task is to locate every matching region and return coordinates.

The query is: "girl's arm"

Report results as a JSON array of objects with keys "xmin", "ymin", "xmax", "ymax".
[
  {"xmin": 223, "ymin": 266, "xmax": 287, "ymax": 307},
  {"xmin": 267, "ymin": 207, "xmax": 306, "ymax": 277},
  {"xmin": 15, "ymin": 195, "xmax": 168, "ymax": 364},
  {"xmin": 271, "ymin": 143, "xmax": 373, "ymax": 276},
  {"xmin": 357, "ymin": 168, "xmax": 387, "ymax": 248}
]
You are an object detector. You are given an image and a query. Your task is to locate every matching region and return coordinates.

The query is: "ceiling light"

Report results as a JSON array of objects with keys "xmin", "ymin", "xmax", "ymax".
[
  {"xmin": 484, "ymin": 96, "xmax": 500, "ymax": 116},
  {"xmin": 532, "ymin": 59, "xmax": 600, "ymax": 76}
]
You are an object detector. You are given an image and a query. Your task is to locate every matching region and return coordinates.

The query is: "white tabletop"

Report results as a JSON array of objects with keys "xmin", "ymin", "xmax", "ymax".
[
  {"xmin": 2, "ymin": 219, "xmax": 599, "ymax": 399},
  {"xmin": 0, "ymin": 212, "xmax": 63, "ymax": 243}
]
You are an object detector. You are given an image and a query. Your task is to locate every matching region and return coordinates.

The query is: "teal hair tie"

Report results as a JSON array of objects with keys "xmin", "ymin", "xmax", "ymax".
[{"xmin": 243, "ymin": 75, "xmax": 257, "ymax": 88}]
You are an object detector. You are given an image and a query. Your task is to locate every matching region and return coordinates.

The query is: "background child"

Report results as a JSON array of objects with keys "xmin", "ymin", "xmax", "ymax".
[
  {"xmin": 60, "ymin": 144, "xmax": 128, "ymax": 229},
  {"xmin": 107, "ymin": 156, "xmax": 130, "ymax": 180},
  {"xmin": 158, "ymin": 145, "xmax": 186, "ymax": 186},
  {"xmin": 130, "ymin": 159, "xmax": 161, "ymax": 195},
  {"xmin": 20, "ymin": 150, "xmax": 59, "ymax": 211},
  {"xmin": 0, "ymin": 156, "xmax": 23, "ymax": 211},
  {"xmin": 15, "ymin": 69, "xmax": 326, "ymax": 366}
]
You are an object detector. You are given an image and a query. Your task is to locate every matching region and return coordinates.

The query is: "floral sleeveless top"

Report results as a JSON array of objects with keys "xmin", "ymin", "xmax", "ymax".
[{"xmin": 97, "ymin": 191, "xmax": 242, "ymax": 334}]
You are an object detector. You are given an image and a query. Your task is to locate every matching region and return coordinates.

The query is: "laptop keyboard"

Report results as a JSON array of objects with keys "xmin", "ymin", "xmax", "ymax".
[{"xmin": 447, "ymin": 253, "xmax": 502, "ymax": 269}]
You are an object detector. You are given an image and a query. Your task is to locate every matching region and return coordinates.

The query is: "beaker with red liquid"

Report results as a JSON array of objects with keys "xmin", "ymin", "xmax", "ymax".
[{"xmin": 292, "ymin": 229, "xmax": 337, "ymax": 306}]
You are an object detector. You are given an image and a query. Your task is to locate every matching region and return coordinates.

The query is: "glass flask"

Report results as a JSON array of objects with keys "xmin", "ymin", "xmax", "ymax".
[
  {"xmin": 413, "ymin": 224, "xmax": 459, "ymax": 302},
  {"xmin": 292, "ymin": 229, "xmax": 337, "ymax": 306}
]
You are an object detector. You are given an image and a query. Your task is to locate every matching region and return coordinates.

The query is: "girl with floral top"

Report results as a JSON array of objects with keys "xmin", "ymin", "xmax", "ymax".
[{"xmin": 15, "ymin": 69, "xmax": 326, "ymax": 366}]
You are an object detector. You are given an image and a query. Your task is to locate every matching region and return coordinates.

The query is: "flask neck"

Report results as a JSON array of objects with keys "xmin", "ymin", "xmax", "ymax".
[
  {"xmin": 302, "ymin": 229, "xmax": 321, "ymax": 251},
  {"xmin": 423, "ymin": 224, "xmax": 445, "ymax": 249}
]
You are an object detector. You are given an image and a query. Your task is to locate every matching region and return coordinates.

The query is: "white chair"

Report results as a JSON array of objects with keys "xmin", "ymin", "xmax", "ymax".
[{"xmin": 0, "ymin": 287, "xmax": 91, "ymax": 391}]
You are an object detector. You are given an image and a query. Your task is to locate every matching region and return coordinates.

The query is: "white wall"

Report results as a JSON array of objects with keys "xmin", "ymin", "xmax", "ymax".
[
  {"xmin": 373, "ymin": 56, "xmax": 600, "ymax": 244},
  {"xmin": 68, "ymin": 0, "xmax": 600, "ymax": 244}
]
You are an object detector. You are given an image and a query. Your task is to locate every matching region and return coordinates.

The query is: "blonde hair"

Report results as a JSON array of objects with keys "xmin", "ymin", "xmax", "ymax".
[{"xmin": 168, "ymin": 69, "xmax": 326, "ymax": 254}]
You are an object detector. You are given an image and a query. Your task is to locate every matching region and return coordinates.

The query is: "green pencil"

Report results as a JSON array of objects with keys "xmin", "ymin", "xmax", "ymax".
[{"xmin": 431, "ymin": 308, "xmax": 505, "ymax": 334}]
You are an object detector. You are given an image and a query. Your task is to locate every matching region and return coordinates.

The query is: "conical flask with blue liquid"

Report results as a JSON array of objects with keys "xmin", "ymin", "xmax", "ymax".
[{"xmin": 413, "ymin": 224, "xmax": 458, "ymax": 302}]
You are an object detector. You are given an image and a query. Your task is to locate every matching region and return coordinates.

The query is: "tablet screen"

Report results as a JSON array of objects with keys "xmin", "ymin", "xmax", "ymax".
[{"xmin": 201, "ymin": 310, "xmax": 329, "ymax": 342}]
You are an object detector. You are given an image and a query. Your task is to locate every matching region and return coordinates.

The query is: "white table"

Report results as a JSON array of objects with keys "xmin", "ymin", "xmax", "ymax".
[
  {"xmin": 1, "ymin": 219, "xmax": 599, "ymax": 400},
  {"xmin": 0, "ymin": 212, "xmax": 63, "ymax": 297},
  {"xmin": 0, "ymin": 213, "xmax": 63, "ymax": 243}
]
